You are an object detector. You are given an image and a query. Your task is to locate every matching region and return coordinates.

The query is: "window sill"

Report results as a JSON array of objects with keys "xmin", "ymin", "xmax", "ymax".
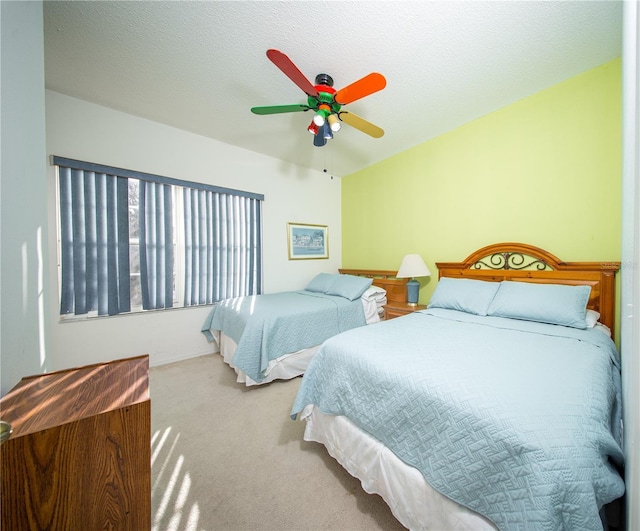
[{"xmin": 58, "ymin": 303, "xmax": 214, "ymax": 323}]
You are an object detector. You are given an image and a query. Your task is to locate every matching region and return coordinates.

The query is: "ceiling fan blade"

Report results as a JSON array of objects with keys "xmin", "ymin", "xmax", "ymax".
[
  {"xmin": 339, "ymin": 111, "xmax": 384, "ymax": 138},
  {"xmin": 266, "ymin": 49, "xmax": 319, "ymax": 97},
  {"xmin": 335, "ymin": 73, "xmax": 386, "ymax": 105},
  {"xmin": 251, "ymin": 104, "xmax": 310, "ymax": 115}
]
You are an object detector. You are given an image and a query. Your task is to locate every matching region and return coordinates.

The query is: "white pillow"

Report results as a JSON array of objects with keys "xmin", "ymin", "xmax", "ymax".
[
  {"xmin": 361, "ymin": 285, "xmax": 387, "ymax": 302},
  {"xmin": 585, "ymin": 309, "xmax": 600, "ymax": 328}
]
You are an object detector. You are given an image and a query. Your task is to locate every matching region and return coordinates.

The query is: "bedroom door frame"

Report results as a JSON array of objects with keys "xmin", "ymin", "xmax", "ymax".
[{"xmin": 621, "ymin": 2, "xmax": 639, "ymax": 529}]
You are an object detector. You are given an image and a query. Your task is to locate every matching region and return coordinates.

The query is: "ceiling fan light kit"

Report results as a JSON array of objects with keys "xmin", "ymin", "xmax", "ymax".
[
  {"xmin": 327, "ymin": 113, "xmax": 341, "ymax": 132},
  {"xmin": 251, "ymin": 49, "xmax": 386, "ymax": 147}
]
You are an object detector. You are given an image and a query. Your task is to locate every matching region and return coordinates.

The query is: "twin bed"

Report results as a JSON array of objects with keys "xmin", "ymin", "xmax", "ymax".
[
  {"xmin": 291, "ymin": 243, "xmax": 624, "ymax": 530},
  {"xmin": 201, "ymin": 242, "xmax": 624, "ymax": 529},
  {"xmin": 201, "ymin": 269, "xmax": 406, "ymax": 385}
]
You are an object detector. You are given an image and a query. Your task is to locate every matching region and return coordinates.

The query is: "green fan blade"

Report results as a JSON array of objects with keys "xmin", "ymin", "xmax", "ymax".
[{"xmin": 251, "ymin": 104, "xmax": 310, "ymax": 115}]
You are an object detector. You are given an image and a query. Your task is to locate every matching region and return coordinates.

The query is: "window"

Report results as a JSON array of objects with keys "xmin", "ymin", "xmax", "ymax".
[{"xmin": 54, "ymin": 156, "xmax": 263, "ymax": 318}]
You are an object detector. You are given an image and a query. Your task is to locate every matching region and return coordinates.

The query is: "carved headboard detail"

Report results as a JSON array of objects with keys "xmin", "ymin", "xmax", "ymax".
[{"xmin": 436, "ymin": 242, "xmax": 620, "ymax": 331}]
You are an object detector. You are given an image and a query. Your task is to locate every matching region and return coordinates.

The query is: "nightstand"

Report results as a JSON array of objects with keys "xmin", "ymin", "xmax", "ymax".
[{"xmin": 383, "ymin": 302, "xmax": 427, "ymax": 320}]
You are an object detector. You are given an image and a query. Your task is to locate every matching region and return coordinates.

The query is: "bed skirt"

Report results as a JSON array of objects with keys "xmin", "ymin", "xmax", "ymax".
[
  {"xmin": 215, "ymin": 331, "xmax": 318, "ymax": 385},
  {"xmin": 300, "ymin": 404, "xmax": 497, "ymax": 531}
]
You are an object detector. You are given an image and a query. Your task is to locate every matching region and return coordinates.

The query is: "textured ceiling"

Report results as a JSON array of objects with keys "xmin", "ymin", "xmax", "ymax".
[{"xmin": 43, "ymin": 1, "xmax": 622, "ymax": 177}]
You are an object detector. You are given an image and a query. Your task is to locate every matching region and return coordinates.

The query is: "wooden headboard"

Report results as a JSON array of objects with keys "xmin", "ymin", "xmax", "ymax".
[
  {"xmin": 338, "ymin": 269, "xmax": 408, "ymax": 305},
  {"xmin": 436, "ymin": 242, "xmax": 620, "ymax": 331}
]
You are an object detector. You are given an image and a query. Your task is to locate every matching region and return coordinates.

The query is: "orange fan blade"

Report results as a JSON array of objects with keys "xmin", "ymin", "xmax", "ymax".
[
  {"xmin": 339, "ymin": 111, "xmax": 384, "ymax": 138},
  {"xmin": 335, "ymin": 73, "xmax": 386, "ymax": 105},
  {"xmin": 266, "ymin": 49, "xmax": 319, "ymax": 97}
]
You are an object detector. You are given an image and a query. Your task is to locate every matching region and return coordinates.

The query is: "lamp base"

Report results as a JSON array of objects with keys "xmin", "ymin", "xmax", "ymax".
[{"xmin": 406, "ymin": 279, "xmax": 420, "ymax": 305}]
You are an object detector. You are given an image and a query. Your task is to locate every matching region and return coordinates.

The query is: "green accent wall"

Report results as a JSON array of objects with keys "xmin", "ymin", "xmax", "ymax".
[{"xmin": 342, "ymin": 59, "xmax": 622, "ymax": 306}]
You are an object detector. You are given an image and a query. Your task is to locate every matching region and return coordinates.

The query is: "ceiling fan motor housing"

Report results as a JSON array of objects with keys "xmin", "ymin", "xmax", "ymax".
[
  {"xmin": 315, "ymin": 73, "xmax": 334, "ymax": 87},
  {"xmin": 308, "ymin": 76, "xmax": 341, "ymax": 115}
]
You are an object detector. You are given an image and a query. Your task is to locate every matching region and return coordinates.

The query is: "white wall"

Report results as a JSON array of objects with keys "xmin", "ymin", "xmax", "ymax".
[
  {"xmin": 1, "ymin": 1, "xmax": 50, "ymax": 396},
  {"xmin": 45, "ymin": 91, "xmax": 342, "ymax": 370},
  {"xmin": 621, "ymin": 2, "xmax": 640, "ymax": 528}
]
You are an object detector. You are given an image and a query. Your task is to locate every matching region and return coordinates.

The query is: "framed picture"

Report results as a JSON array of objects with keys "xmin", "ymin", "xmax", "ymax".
[{"xmin": 287, "ymin": 222, "xmax": 329, "ymax": 260}]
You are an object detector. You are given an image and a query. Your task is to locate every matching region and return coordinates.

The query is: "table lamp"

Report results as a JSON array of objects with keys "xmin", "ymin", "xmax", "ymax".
[{"xmin": 397, "ymin": 254, "xmax": 431, "ymax": 305}]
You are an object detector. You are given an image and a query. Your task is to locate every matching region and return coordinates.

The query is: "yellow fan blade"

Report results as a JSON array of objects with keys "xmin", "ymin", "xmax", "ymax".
[{"xmin": 339, "ymin": 111, "xmax": 384, "ymax": 138}]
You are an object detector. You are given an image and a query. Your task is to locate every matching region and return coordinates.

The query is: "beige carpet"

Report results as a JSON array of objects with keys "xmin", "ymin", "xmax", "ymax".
[{"xmin": 150, "ymin": 354, "xmax": 406, "ymax": 531}]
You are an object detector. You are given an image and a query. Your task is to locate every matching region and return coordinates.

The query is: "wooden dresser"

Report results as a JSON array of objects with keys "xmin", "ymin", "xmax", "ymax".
[{"xmin": 0, "ymin": 355, "xmax": 151, "ymax": 530}]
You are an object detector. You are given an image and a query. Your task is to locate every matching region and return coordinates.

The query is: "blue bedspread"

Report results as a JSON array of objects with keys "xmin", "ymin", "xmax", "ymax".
[
  {"xmin": 201, "ymin": 290, "xmax": 366, "ymax": 382},
  {"xmin": 291, "ymin": 308, "xmax": 624, "ymax": 530}
]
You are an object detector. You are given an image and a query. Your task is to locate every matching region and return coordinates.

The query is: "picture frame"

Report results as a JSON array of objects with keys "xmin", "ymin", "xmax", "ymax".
[{"xmin": 287, "ymin": 222, "xmax": 329, "ymax": 260}]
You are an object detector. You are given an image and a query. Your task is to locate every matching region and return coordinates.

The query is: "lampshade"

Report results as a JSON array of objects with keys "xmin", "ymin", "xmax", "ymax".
[
  {"xmin": 396, "ymin": 254, "xmax": 431, "ymax": 279},
  {"xmin": 322, "ymin": 121, "xmax": 333, "ymax": 140},
  {"xmin": 313, "ymin": 112, "xmax": 325, "ymax": 126},
  {"xmin": 397, "ymin": 254, "xmax": 431, "ymax": 306},
  {"xmin": 327, "ymin": 113, "xmax": 341, "ymax": 132}
]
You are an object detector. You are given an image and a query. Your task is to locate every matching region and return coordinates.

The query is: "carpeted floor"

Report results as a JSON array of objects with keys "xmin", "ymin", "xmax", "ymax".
[{"xmin": 150, "ymin": 354, "xmax": 406, "ymax": 531}]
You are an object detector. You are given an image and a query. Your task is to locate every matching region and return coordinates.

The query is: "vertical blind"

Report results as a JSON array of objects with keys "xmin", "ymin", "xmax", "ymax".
[
  {"xmin": 58, "ymin": 167, "xmax": 131, "ymax": 316},
  {"xmin": 183, "ymin": 189, "xmax": 262, "ymax": 306},
  {"xmin": 139, "ymin": 181, "xmax": 174, "ymax": 310},
  {"xmin": 55, "ymin": 156, "xmax": 263, "ymax": 317}
]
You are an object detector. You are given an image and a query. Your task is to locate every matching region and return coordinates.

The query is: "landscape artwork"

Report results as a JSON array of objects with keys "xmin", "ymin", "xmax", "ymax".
[{"xmin": 287, "ymin": 223, "xmax": 328, "ymax": 260}]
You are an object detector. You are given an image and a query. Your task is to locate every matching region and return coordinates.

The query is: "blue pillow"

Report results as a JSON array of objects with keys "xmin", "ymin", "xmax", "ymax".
[
  {"xmin": 487, "ymin": 281, "xmax": 591, "ymax": 329},
  {"xmin": 427, "ymin": 277, "xmax": 500, "ymax": 316},
  {"xmin": 325, "ymin": 274, "xmax": 373, "ymax": 301},
  {"xmin": 304, "ymin": 273, "xmax": 337, "ymax": 293}
]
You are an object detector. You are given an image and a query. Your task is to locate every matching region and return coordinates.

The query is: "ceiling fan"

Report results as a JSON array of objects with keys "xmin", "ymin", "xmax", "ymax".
[{"xmin": 251, "ymin": 49, "xmax": 386, "ymax": 147}]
